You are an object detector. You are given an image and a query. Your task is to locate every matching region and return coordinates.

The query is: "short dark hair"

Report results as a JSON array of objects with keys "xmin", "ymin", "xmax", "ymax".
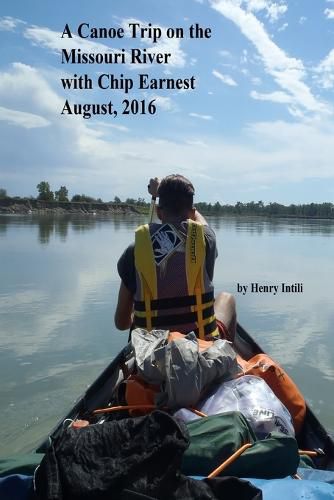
[{"xmin": 158, "ymin": 174, "xmax": 195, "ymax": 216}]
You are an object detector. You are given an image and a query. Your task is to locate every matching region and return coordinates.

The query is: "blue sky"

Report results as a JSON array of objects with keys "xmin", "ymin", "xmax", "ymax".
[{"xmin": 0, "ymin": 0, "xmax": 333, "ymax": 204}]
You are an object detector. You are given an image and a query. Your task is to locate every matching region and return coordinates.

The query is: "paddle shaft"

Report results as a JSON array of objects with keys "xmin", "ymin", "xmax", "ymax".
[{"xmin": 148, "ymin": 196, "xmax": 156, "ymax": 223}]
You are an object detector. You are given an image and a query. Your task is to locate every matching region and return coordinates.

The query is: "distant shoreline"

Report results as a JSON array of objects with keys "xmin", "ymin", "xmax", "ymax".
[
  {"xmin": 0, "ymin": 198, "xmax": 141, "ymax": 216},
  {"xmin": 0, "ymin": 198, "xmax": 333, "ymax": 220}
]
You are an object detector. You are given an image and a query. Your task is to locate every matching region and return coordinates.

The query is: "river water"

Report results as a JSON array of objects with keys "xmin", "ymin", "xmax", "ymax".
[{"xmin": 0, "ymin": 214, "xmax": 333, "ymax": 457}]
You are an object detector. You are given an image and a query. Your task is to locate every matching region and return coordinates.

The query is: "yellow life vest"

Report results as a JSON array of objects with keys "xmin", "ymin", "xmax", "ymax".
[{"xmin": 133, "ymin": 221, "xmax": 218, "ymax": 339}]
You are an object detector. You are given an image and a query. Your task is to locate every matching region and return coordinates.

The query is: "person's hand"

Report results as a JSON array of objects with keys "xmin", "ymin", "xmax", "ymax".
[{"xmin": 147, "ymin": 177, "xmax": 160, "ymax": 198}]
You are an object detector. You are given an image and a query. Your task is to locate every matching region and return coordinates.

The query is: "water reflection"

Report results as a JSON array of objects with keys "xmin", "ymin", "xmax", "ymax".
[
  {"xmin": 208, "ymin": 215, "xmax": 334, "ymax": 235},
  {"xmin": 38, "ymin": 217, "xmax": 55, "ymax": 244},
  {"xmin": 54, "ymin": 217, "xmax": 70, "ymax": 241},
  {"xmin": 0, "ymin": 214, "xmax": 146, "ymax": 245},
  {"xmin": 1, "ymin": 214, "xmax": 333, "ymax": 246}
]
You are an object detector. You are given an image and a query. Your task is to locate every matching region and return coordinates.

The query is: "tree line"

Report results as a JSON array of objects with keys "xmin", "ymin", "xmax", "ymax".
[
  {"xmin": 0, "ymin": 183, "xmax": 333, "ymax": 218},
  {"xmin": 195, "ymin": 200, "xmax": 334, "ymax": 218},
  {"xmin": 0, "ymin": 182, "xmax": 149, "ymax": 206},
  {"xmin": 0, "ymin": 183, "xmax": 102, "ymax": 203}
]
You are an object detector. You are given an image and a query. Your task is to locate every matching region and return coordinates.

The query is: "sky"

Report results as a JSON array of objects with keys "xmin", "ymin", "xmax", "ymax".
[{"xmin": 0, "ymin": 0, "xmax": 333, "ymax": 204}]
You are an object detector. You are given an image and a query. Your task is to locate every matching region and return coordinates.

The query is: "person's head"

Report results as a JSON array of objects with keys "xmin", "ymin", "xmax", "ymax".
[{"xmin": 157, "ymin": 174, "xmax": 195, "ymax": 221}]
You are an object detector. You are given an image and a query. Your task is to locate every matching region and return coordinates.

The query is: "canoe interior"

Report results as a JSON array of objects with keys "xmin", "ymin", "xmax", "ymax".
[{"xmin": 36, "ymin": 324, "xmax": 334, "ymax": 471}]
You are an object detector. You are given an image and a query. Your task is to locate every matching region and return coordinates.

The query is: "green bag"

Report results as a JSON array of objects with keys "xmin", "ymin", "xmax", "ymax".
[
  {"xmin": 181, "ymin": 411, "xmax": 256, "ymax": 476},
  {"xmin": 224, "ymin": 432, "xmax": 299, "ymax": 479},
  {"xmin": 181, "ymin": 412, "xmax": 299, "ymax": 479},
  {"xmin": 0, "ymin": 453, "xmax": 44, "ymax": 477}
]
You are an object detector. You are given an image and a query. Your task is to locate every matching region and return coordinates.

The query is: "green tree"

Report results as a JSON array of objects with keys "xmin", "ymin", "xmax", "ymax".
[
  {"xmin": 114, "ymin": 196, "xmax": 121, "ymax": 203},
  {"xmin": 0, "ymin": 188, "xmax": 7, "ymax": 199},
  {"xmin": 55, "ymin": 186, "xmax": 69, "ymax": 202},
  {"xmin": 37, "ymin": 181, "xmax": 54, "ymax": 201},
  {"xmin": 71, "ymin": 194, "xmax": 96, "ymax": 202},
  {"xmin": 125, "ymin": 197, "xmax": 136, "ymax": 205},
  {"xmin": 136, "ymin": 197, "xmax": 146, "ymax": 207},
  {"xmin": 71, "ymin": 194, "xmax": 82, "ymax": 202},
  {"xmin": 213, "ymin": 201, "xmax": 221, "ymax": 214}
]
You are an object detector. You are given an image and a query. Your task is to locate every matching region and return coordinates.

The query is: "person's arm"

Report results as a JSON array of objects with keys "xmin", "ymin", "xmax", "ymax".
[
  {"xmin": 114, "ymin": 281, "xmax": 134, "ymax": 330},
  {"xmin": 115, "ymin": 244, "xmax": 136, "ymax": 331}
]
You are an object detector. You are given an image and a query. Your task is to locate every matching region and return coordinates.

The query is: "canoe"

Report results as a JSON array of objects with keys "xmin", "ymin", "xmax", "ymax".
[{"xmin": 35, "ymin": 323, "xmax": 334, "ymax": 474}]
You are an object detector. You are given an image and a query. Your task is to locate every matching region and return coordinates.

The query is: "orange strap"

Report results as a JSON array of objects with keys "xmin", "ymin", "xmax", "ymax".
[
  {"xmin": 207, "ymin": 443, "xmax": 253, "ymax": 478},
  {"xmin": 188, "ymin": 408, "xmax": 208, "ymax": 418},
  {"xmin": 298, "ymin": 449, "xmax": 322, "ymax": 457},
  {"xmin": 206, "ymin": 443, "xmax": 319, "ymax": 479}
]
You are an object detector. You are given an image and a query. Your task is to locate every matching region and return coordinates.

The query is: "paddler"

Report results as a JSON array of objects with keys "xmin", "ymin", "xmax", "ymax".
[{"xmin": 114, "ymin": 174, "xmax": 236, "ymax": 341}]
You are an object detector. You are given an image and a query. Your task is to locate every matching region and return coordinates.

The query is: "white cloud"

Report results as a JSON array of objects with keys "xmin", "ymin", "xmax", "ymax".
[
  {"xmin": 324, "ymin": 8, "xmax": 334, "ymax": 19},
  {"xmin": 266, "ymin": 3, "xmax": 287, "ymax": 23},
  {"xmin": 92, "ymin": 122, "xmax": 130, "ymax": 133},
  {"xmin": 278, "ymin": 22, "xmax": 288, "ymax": 32},
  {"xmin": 244, "ymin": 120, "xmax": 334, "ymax": 181},
  {"xmin": 250, "ymin": 90, "xmax": 293, "ymax": 104},
  {"xmin": 213, "ymin": 69, "xmax": 238, "ymax": 86},
  {"xmin": 242, "ymin": 0, "xmax": 288, "ymax": 23},
  {"xmin": 210, "ymin": 0, "xmax": 328, "ymax": 116},
  {"xmin": 219, "ymin": 49, "xmax": 233, "ymax": 58},
  {"xmin": 185, "ymin": 139, "xmax": 208, "ymax": 147},
  {"xmin": 0, "ymin": 63, "xmax": 63, "ymax": 114},
  {"xmin": 244, "ymin": 0, "xmax": 268, "ymax": 12},
  {"xmin": 0, "ymin": 62, "xmax": 107, "ymax": 187},
  {"xmin": 299, "ymin": 16, "xmax": 307, "ymax": 25},
  {"xmin": 189, "ymin": 112, "xmax": 213, "ymax": 120},
  {"xmin": 0, "ymin": 16, "xmax": 24, "ymax": 31},
  {"xmin": 316, "ymin": 49, "xmax": 334, "ymax": 89},
  {"xmin": 150, "ymin": 95, "xmax": 176, "ymax": 111},
  {"xmin": 0, "ymin": 106, "xmax": 51, "ymax": 129},
  {"xmin": 251, "ymin": 76, "xmax": 262, "ymax": 85},
  {"xmin": 240, "ymin": 49, "xmax": 248, "ymax": 64}
]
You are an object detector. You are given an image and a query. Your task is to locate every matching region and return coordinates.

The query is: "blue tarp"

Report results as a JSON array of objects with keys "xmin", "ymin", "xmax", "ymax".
[
  {"xmin": 0, "ymin": 474, "xmax": 33, "ymax": 500},
  {"xmin": 298, "ymin": 467, "xmax": 334, "ymax": 484},
  {"xmin": 192, "ymin": 472, "xmax": 334, "ymax": 499},
  {"xmin": 251, "ymin": 477, "xmax": 334, "ymax": 499}
]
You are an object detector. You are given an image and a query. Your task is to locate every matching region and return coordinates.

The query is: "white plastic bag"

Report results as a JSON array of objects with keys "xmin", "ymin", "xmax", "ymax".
[{"xmin": 199, "ymin": 375, "xmax": 295, "ymax": 438}]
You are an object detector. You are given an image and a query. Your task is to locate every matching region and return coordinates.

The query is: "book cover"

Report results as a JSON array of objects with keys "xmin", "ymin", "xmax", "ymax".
[{"xmin": 0, "ymin": 0, "xmax": 333, "ymax": 463}]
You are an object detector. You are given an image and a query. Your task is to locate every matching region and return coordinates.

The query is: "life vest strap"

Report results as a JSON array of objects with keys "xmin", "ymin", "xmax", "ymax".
[
  {"xmin": 195, "ymin": 286, "xmax": 206, "ymax": 339},
  {"xmin": 134, "ymin": 305, "xmax": 215, "ymax": 328},
  {"xmin": 134, "ymin": 291, "xmax": 214, "ymax": 312},
  {"xmin": 134, "ymin": 316, "xmax": 217, "ymax": 338}
]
